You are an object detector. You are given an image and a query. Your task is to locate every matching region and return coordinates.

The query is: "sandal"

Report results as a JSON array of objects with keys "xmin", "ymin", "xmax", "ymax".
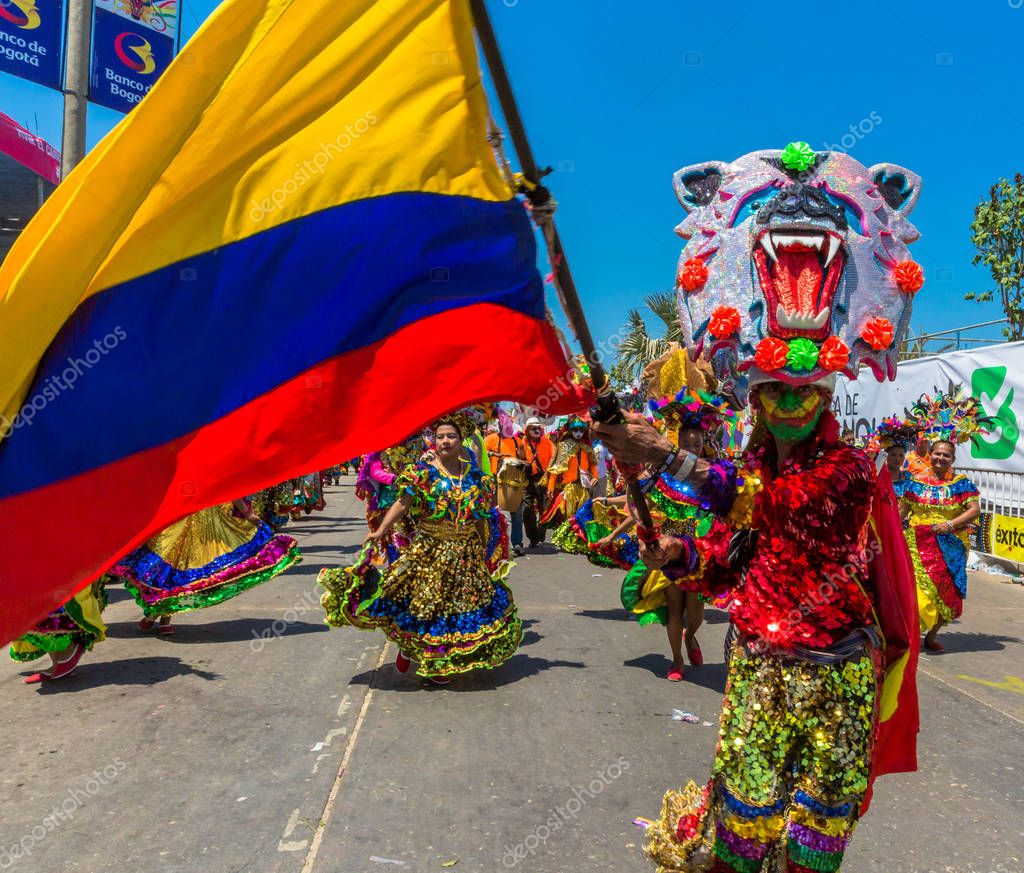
[{"xmin": 667, "ymin": 665, "xmax": 685, "ymax": 682}]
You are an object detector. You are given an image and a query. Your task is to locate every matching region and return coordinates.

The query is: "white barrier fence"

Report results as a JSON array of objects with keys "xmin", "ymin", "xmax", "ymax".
[{"xmin": 959, "ymin": 467, "xmax": 1024, "ymax": 517}]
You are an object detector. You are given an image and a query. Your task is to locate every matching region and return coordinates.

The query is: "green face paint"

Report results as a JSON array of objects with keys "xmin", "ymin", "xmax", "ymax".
[{"xmin": 760, "ymin": 386, "xmax": 828, "ymax": 442}]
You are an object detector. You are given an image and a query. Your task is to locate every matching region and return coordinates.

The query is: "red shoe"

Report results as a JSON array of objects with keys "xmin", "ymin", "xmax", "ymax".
[
  {"xmin": 427, "ymin": 675, "xmax": 451, "ymax": 685},
  {"xmin": 924, "ymin": 637, "xmax": 944, "ymax": 652},
  {"xmin": 684, "ymin": 632, "xmax": 704, "ymax": 667},
  {"xmin": 395, "ymin": 652, "xmax": 411, "ymax": 674},
  {"xmin": 138, "ymin": 617, "xmax": 157, "ymax": 631},
  {"xmin": 667, "ymin": 665, "xmax": 685, "ymax": 682},
  {"xmin": 24, "ymin": 644, "xmax": 85, "ymax": 683},
  {"xmin": 157, "ymin": 617, "xmax": 175, "ymax": 636}
]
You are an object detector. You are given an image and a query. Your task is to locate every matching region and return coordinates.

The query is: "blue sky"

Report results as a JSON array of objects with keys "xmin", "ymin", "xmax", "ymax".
[{"xmin": 3, "ymin": 0, "xmax": 1022, "ymax": 350}]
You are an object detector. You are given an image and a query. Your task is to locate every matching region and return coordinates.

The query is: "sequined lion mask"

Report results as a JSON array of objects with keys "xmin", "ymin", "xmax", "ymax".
[{"xmin": 673, "ymin": 143, "xmax": 923, "ymax": 403}]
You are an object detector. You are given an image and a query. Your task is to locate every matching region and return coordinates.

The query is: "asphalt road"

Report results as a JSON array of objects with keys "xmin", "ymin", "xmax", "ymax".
[{"xmin": 2, "ymin": 482, "xmax": 1022, "ymax": 873}]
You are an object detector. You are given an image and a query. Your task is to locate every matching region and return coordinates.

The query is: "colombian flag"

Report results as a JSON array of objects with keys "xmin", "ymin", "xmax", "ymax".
[{"xmin": 0, "ymin": 0, "xmax": 584, "ymax": 644}]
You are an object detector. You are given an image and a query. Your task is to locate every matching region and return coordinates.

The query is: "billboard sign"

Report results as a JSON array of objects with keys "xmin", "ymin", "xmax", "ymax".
[
  {"xmin": 0, "ymin": 0, "xmax": 65, "ymax": 89},
  {"xmin": 89, "ymin": 4, "xmax": 175, "ymax": 113}
]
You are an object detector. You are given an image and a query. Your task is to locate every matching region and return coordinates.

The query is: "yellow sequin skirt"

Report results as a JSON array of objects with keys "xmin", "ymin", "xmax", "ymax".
[{"xmin": 319, "ymin": 521, "xmax": 522, "ymax": 677}]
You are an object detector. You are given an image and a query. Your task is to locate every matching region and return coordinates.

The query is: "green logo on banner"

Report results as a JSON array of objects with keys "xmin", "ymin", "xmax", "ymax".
[{"xmin": 971, "ymin": 366, "xmax": 1019, "ymax": 460}]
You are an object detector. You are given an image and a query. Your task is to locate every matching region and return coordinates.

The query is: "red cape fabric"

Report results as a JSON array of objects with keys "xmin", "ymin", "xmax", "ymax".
[{"xmin": 861, "ymin": 464, "xmax": 920, "ymax": 813}]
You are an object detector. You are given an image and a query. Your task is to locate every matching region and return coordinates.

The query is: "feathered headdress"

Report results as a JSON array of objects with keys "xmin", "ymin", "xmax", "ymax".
[
  {"xmin": 905, "ymin": 385, "xmax": 993, "ymax": 445},
  {"xmin": 867, "ymin": 416, "xmax": 918, "ymax": 453}
]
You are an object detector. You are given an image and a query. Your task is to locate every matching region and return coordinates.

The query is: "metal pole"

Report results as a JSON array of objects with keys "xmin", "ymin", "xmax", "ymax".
[
  {"xmin": 61, "ymin": 0, "xmax": 94, "ymax": 180},
  {"xmin": 468, "ymin": 0, "xmax": 607, "ymax": 396},
  {"xmin": 468, "ymin": 0, "xmax": 658, "ymax": 536}
]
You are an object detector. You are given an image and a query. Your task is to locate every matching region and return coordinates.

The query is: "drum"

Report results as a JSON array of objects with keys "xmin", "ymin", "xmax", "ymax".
[{"xmin": 496, "ymin": 459, "xmax": 528, "ymax": 512}]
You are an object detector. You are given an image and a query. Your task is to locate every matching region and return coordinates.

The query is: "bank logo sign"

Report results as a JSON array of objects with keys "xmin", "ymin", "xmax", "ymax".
[
  {"xmin": 89, "ymin": 5, "xmax": 174, "ymax": 113},
  {"xmin": 0, "ymin": 0, "xmax": 65, "ymax": 89}
]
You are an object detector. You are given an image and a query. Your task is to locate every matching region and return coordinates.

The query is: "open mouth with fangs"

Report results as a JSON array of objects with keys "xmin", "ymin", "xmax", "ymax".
[{"xmin": 752, "ymin": 227, "xmax": 845, "ymax": 340}]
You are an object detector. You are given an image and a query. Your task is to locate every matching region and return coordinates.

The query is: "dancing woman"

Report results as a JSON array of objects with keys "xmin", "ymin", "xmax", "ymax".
[
  {"xmin": 318, "ymin": 416, "xmax": 522, "ymax": 682},
  {"xmin": 901, "ymin": 440, "xmax": 980, "ymax": 651},
  {"xmin": 111, "ymin": 500, "xmax": 301, "ymax": 633},
  {"xmin": 10, "ymin": 581, "xmax": 108, "ymax": 684}
]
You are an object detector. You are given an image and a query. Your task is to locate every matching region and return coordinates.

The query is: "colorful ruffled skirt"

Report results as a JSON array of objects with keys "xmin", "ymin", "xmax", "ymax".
[
  {"xmin": 551, "ymin": 498, "xmax": 638, "ymax": 570},
  {"xmin": 905, "ymin": 524, "xmax": 968, "ymax": 631},
  {"xmin": 282, "ymin": 473, "xmax": 326, "ymax": 519},
  {"xmin": 10, "ymin": 580, "xmax": 108, "ymax": 662},
  {"xmin": 318, "ymin": 520, "xmax": 522, "ymax": 678},
  {"xmin": 112, "ymin": 505, "xmax": 301, "ymax": 617},
  {"xmin": 540, "ymin": 481, "xmax": 590, "ymax": 528}
]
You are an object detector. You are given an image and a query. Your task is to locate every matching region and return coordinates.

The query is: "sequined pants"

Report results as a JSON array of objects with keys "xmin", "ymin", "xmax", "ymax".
[{"xmin": 708, "ymin": 645, "xmax": 878, "ymax": 872}]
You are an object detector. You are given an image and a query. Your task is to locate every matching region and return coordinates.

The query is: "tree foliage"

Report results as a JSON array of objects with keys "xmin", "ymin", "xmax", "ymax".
[
  {"xmin": 612, "ymin": 291, "xmax": 682, "ymax": 384},
  {"xmin": 964, "ymin": 174, "xmax": 1024, "ymax": 340}
]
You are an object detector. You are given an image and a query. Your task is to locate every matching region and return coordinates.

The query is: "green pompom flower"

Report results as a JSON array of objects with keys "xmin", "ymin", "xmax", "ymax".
[
  {"xmin": 786, "ymin": 337, "xmax": 819, "ymax": 371},
  {"xmin": 781, "ymin": 141, "xmax": 815, "ymax": 172}
]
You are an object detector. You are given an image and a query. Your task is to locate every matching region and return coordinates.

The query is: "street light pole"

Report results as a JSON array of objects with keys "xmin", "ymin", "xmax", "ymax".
[{"xmin": 61, "ymin": 0, "xmax": 94, "ymax": 180}]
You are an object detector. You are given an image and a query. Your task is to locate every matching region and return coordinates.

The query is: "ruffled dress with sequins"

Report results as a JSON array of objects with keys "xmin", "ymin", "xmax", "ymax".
[
  {"xmin": 901, "ymin": 472, "xmax": 979, "ymax": 630},
  {"xmin": 319, "ymin": 461, "xmax": 522, "ymax": 678},
  {"xmin": 112, "ymin": 504, "xmax": 301, "ymax": 617}
]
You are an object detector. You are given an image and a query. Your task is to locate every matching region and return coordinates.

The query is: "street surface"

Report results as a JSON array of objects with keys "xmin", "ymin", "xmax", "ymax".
[{"xmin": 2, "ymin": 483, "xmax": 1022, "ymax": 873}]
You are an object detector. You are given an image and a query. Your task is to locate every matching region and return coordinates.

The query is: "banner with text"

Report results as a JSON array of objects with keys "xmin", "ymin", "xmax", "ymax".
[
  {"xmin": 89, "ymin": 5, "xmax": 175, "ymax": 113},
  {"xmin": 0, "ymin": 0, "xmax": 65, "ymax": 89},
  {"xmin": 833, "ymin": 341, "xmax": 1024, "ymax": 474}
]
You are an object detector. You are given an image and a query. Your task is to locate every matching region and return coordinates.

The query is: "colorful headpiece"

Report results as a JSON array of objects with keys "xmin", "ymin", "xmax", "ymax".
[
  {"xmin": 868, "ymin": 416, "xmax": 918, "ymax": 453},
  {"xmin": 905, "ymin": 385, "xmax": 993, "ymax": 445},
  {"xmin": 673, "ymin": 144, "xmax": 923, "ymax": 404},
  {"xmin": 433, "ymin": 409, "xmax": 476, "ymax": 438}
]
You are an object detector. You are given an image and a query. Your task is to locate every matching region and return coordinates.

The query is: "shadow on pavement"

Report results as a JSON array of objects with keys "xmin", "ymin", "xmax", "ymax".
[
  {"xmin": 350, "ymin": 653, "xmax": 586, "ymax": 693},
  {"xmin": 623, "ymin": 653, "xmax": 728, "ymax": 693},
  {"xmin": 923, "ymin": 630, "xmax": 1022, "ymax": 654},
  {"xmin": 574, "ymin": 608, "xmax": 633, "ymax": 622},
  {"xmin": 29, "ymin": 656, "xmax": 222, "ymax": 692},
  {"xmin": 107, "ymin": 618, "xmax": 328, "ymax": 645}
]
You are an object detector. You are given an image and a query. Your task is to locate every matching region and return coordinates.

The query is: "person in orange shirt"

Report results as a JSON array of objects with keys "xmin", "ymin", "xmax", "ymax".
[
  {"xmin": 541, "ymin": 416, "xmax": 597, "ymax": 530},
  {"xmin": 906, "ymin": 435, "xmax": 932, "ymax": 477},
  {"xmin": 521, "ymin": 417, "xmax": 554, "ymax": 550},
  {"xmin": 485, "ymin": 424, "xmax": 527, "ymax": 555}
]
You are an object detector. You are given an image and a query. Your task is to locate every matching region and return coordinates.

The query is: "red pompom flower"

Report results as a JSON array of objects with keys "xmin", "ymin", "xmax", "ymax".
[
  {"xmin": 754, "ymin": 337, "xmax": 789, "ymax": 371},
  {"xmin": 861, "ymin": 317, "xmax": 894, "ymax": 350},
  {"xmin": 818, "ymin": 335, "xmax": 850, "ymax": 371},
  {"xmin": 708, "ymin": 305, "xmax": 741, "ymax": 339},
  {"xmin": 678, "ymin": 258, "xmax": 709, "ymax": 292},
  {"xmin": 894, "ymin": 260, "xmax": 925, "ymax": 294}
]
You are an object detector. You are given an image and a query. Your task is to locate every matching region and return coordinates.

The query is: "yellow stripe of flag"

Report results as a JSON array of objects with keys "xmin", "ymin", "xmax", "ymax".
[{"xmin": 0, "ymin": 0, "xmax": 508, "ymax": 428}]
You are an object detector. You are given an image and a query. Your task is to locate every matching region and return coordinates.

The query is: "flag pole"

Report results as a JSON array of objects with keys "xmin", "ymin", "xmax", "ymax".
[{"xmin": 468, "ymin": 0, "xmax": 657, "ymax": 535}]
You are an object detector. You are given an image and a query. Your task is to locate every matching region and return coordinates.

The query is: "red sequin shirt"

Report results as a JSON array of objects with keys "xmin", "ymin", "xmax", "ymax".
[{"xmin": 670, "ymin": 414, "xmax": 877, "ymax": 650}]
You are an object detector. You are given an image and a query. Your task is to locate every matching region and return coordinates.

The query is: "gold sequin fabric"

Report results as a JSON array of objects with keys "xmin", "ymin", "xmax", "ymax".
[
  {"xmin": 644, "ymin": 644, "xmax": 879, "ymax": 872},
  {"xmin": 320, "ymin": 524, "xmax": 522, "ymax": 678}
]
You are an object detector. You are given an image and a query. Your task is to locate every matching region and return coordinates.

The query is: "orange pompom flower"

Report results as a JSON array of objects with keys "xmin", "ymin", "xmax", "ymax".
[
  {"xmin": 709, "ymin": 306, "xmax": 742, "ymax": 338},
  {"xmin": 894, "ymin": 260, "xmax": 925, "ymax": 294},
  {"xmin": 678, "ymin": 258, "xmax": 709, "ymax": 292},
  {"xmin": 818, "ymin": 335, "xmax": 850, "ymax": 371},
  {"xmin": 861, "ymin": 317, "xmax": 894, "ymax": 350},
  {"xmin": 754, "ymin": 337, "xmax": 789, "ymax": 371}
]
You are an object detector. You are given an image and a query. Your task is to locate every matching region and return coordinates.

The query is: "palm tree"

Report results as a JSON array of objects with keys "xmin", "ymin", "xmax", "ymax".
[{"xmin": 613, "ymin": 291, "xmax": 682, "ymax": 383}]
